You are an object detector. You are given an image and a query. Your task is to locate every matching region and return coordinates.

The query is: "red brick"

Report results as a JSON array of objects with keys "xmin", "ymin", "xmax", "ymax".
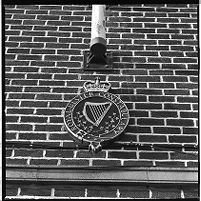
[
  {"xmin": 153, "ymin": 127, "xmax": 181, "ymax": 134},
  {"xmin": 6, "ymin": 100, "xmax": 19, "ymax": 107},
  {"xmin": 139, "ymin": 135, "xmax": 167, "ymax": 142},
  {"xmin": 46, "ymin": 150, "xmax": 74, "ymax": 158},
  {"xmin": 164, "ymin": 89, "xmax": 190, "ymax": 95},
  {"xmin": 92, "ymin": 160, "xmax": 121, "ymax": 166},
  {"xmin": 135, "ymin": 103, "xmax": 162, "ymax": 109},
  {"xmin": 177, "ymin": 96, "xmax": 198, "ymax": 103},
  {"xmin": 120, "ymin": 95, "xmax": 146, "ymax": 102},
  {"xmin": 39, "ymin": 80, "xmax": 65, "ymax": 86},
  {"xmin": 44, "ymin": 55, "xmax": 69, "ymax": 61},
  {"xmin": 155, "ymin": 161, "xmax": 185, "ymax": 167},
  {"xmin": 137, "ymin": 118, "xmax": 164, "ymax": 126},
  {"xmin": 149, "ymin": 83, "xmax": 174, "ymax": 88},
  {"xmin": 169, "ymin": 135, "xmax": 197, "ymax": 143},
  {"xmin": 17, "ymin": 54, "xmax": 42, "ymax": 60},
  {"xmin": 151, "ymin": 188, "xmax": 181, "ymax": 199},
  {"xmin": 6, "ymin": 123, "xmax": 33, "ymax": 131},
  {"xmin": 49, "ymin": 133, "xmax": 74, "ymax": 141},
  {"xmin": 6, "ymin": 132, "xmax": 17, "ymax": 140},
  {"xmin": 55, "ymin": 185, "xmax": 85, "ymax": 197},
  {"xmin": 151, "ymin": 111, "xmax": 178, "ymax": 118},
  {"xmin": 108, "ymin": 151, "xmax": 136, "ymax": 159},
  {"xmin": 6, "ymin": 116, "xmax": 19, "ymax": 123},
  {"xmin": 21, "ymin": 116, "xmax": 48, "ymax": 123},
  {"xmin": 14, "ymin": 149, "xmax": 43, "ymax": 157},
  {"xmin": 167, "ymin": 119, "xmax": 194, "ymax": 127},
  {"xmin": 7, "ymin": 108, "xmax": 34, "ymax": 114},
  {"xmin": 6, "ymin": 19, "xmax": 22, "ymax": 25},
  {"xmin": 60, "ymin": 159, "xmax": 89, "ymax": 166},
  {"xmin": 170, "ymin": 152, "xmax": 197, "ymax": 160},
  {"xmin": 6, "ymin": 158, "xmax": 28, "ymax": 166},
  {"xmin": 126, "ymin": 126, "xmax": 151, "ymax": 133},
  {"xmin": 21, "ymin": 101, "xmax": 48, "ymax": 108},
  {"xmin": 20, "ymin": 184, "xmax": 51, "ymax": 196},
  {"xmin": 36, "ymin": 94, "xmax": 62, "ymax": 100},
  {"xmin": 164, "ymin": 103, "xmax": 191, "ymax": 110},
  {"xmin": 183, "ymin": 128, "xmax": 198, "ymax": 135},
  {"xmin": 119, "ymin": 186, "xmax": 149, "ymax": 198},
  {"xmin": 5, "ymin": 86, "xmax": 23, "ymax": 92},
  {"xmin": 6, "ymin": 184, "xmax": 18, "ymax": 196},
  {"xmin": 23, "ymin": 20, "xmax": 46, "ymax": 25},
  {"xmin": 183, "ymin": 188, "xmax": 198, "ymax": 198},
  {"xmin": 76, "ymin": 151, "xmax": 106, "ymax": 158},
  {"xmin": 24, "ymin": 86, "xmax": 51, "ymax": 93},
  {"xmin": 176, "ymin": 83, "xmax": 198, "ymax": 89},
  {"xmin": 124, "ymin": 160, "xmax": 153, "ymax": 167},
  {"xmin": 49, "ymin": 117, "xmax": 63, "ymax": 123},
  {"xmin": 34, "ymin": 125, "xmax": 62, "ymax": 132},
  {"xmin": 27, "ymin": 73, "xmax": 52, "ymax": 79},
  {"xmin": 180, "ymin": 112, "xmax": 198, "ymax": 118},
  {"xmin": 139, "ymin": 152, "xmax": 168, "ymax": 160},
  {"xmin": 30, "ymin": 159, "xmax": 58, "ymax": 166},
  {"xmin": 19, "ymin": 132, "xmax": 46, "ymax": 140},
  {"xmin": 149, "ymin": 96, "xmax": 175, "ymax": 102},
  {"xmin": 53, "ymin": 74, "xmax": 78, "ymax": 80},
  {"xmin": 34, "ymin": 25, "xmax": 57, "ymax": 31},
  {"xmin": 163, "ymin": 76, "xmax": 188, "ymax": 82},
  {"xmin": 187, "ymin": 162, "xmax": 198, "ymax": 168},
  {"xmin": 87, "ymin": 185, "xmax": 117, "ymax": 198},
  {"xmin": 130, "ymin": 110, "xmax": 148, "ymax": 117}
]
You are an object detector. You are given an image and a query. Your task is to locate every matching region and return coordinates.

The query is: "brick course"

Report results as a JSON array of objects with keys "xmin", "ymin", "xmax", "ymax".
[{"xmin": 5, "ymin": 3, "xmax": 198, "ymax": 199}]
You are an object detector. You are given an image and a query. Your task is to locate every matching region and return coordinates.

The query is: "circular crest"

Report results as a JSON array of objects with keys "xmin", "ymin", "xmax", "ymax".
[{"xmin": 64, "ymin": 90, "xmax": 129, "ymax": 149}]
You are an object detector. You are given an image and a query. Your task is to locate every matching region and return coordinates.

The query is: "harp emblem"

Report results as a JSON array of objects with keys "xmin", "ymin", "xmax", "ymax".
[{"xmin": 83, "ymin": 102, "xmax": 112, "ymax": 127}]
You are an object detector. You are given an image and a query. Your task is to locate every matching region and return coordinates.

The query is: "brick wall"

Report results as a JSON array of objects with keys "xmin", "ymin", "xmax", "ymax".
[{"xmin": 5, "ymin": 4, "xmax": 198, "ymax": 199}]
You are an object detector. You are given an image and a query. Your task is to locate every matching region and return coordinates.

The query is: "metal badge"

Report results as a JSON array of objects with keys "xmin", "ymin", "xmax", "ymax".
[{"xmin": 64, "ymin": 77, "xmax": 129, "ymax": 152}]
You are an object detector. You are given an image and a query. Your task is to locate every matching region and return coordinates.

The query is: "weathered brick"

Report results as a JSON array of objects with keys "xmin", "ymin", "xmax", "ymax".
[
  {"xmin": 21, "ymin": 101, "xmax": 48, "ymax": 108},
  {"xmin": 76, "ymin": 151, "xmax": 106, "ymax": 158}
]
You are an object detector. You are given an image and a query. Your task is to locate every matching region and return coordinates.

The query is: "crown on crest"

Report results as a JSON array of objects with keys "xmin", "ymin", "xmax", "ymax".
[{"xmin": 84, "ymin": 77, "xmax": 111, "ymax": 92}]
